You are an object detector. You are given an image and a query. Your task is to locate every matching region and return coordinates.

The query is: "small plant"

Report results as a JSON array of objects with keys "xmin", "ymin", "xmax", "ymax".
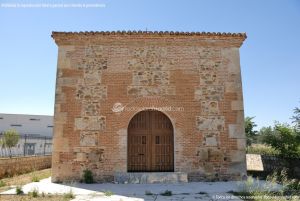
[
  {"xmin": 31, "ymin": 174, "xmax": 40, "ymax": 182},
  {"xmin": 104, "ymin": 190, "xmax": 114, "ymax": 196},
  {"xmin": 64, "ymin": 189, "xmax": 75, "ymax": 199},
  {"xmin": 28, "ymin": 188, "xmax": 39, "ymax": 197},
  {"xmin": 0, "ymin": 180, "xmax": 6, "ymax": 187},
  {"xmin": 160, "ymin": 190, "xmax": 172, "ymax": 196},
  {"xmin": 83, "ymin": 169, "xmax": 94, "ymax": 184},
  {"xmin": 145, "ymin": 190, "xmax": 153, "ymax": 195},
  {"xmin": 16, "ymin": 186, "xmax": 24, "ymax": 195}
]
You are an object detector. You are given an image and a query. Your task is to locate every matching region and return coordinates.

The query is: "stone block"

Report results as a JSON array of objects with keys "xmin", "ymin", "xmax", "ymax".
[
  {"xmin": 208, "ymin": 148, "xmax": 224, "ymax": 161},
  {"xmin": 80, "ymin": 131, "xmax": 98, "ymax": 146},
  {"xmin": 132, "ymin": 71, "xmax": 169, "ymax": 85},
  {"xmin": 229, "ymin": 150, "xmax": 246, "ymax": 162},
  {"xmin": 203, "ymin": 131, "xmax": 219, "ymax": 146},
  {"xmin": 201, "ymin": 101, "xmax": 219, "ymax": 115},
  {"xmin": 57, "ymin": 77, "xmax": 78, "ymax": 86},
  {"xmin": 228, "ymin": 124, "xmax": 245, "ymax": 138},
  {"xmin": 195, "ymin": 86, "xmax": 224, "ymax": 101},
  {"xmin": 225, "ymin": 82, "xmax": 241, "ymax": 93},
  {"xmin": 246, "ymin": 154, "xmax": 264, "ymax": 171},
  {"xmin": 76, "ymin": 85, "xmax": 107, "ymax": 101},
  {"xmin": 197, "ymin": 148, "xmax": 209, "ymax": 161},
  {"xmin": 227, "ymin": 161, "xmax": 247, "ymax": 176},
  {"xmin": 75, "ymin": 116, "xmax": 106, "ymax": 131},
  {"xmin": 127, "ymin": 86, "xmax": 176, "ymax": 96},
  {"xmin": 196, "ymin": 116, "xmax": 225, "ymax": 131},
  {"xmin": 231, "ymin": 100, "xmax": 244, "ymax": 111},
  {"xmin": 222, "ymin": 47, "xmax": 240, "ymax": 73},
  {"xmin": 237, "ymin": 138, "xmax": 246, "ymax": 150}
]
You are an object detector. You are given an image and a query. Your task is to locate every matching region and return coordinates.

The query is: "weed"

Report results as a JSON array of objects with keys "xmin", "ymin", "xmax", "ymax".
[
  {"xmin": 28, "ymin": 187, "xmax": 39, "ymax": 197},
  {"xmin": 160, "ymin": 190, "xmax": 172, "ymax": 196},
  {"xmin": 31, "ymin": 175, "xmax": 40, "ymax": 182},
  {"xmin": 104, "ymin": 190, "xmax": 114, "ymax": 196},
  {"xmin": 64, "ymin": 189, "xmax": 75, "ymax": 199},
  {"xmin": 16, "ymin": 186, "xmax": 23, "ymax": 195},
  {"xmin": 0, "ymin": 180, "xmax": 6, "ymax": 187},
  {"xmin": 83, "ymin": 169, "xmax": 94, "ymax": 184}
]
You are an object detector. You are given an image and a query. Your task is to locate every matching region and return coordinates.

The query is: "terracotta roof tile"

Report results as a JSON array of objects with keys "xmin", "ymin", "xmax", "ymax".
[{"xmin": 51, "ymin": 30, "xmax": 247, "ymax": 38}]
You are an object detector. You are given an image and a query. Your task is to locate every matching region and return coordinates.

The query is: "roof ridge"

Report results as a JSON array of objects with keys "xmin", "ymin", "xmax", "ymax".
[{"xmin": 51, "ymin": 30, "xmax": 247, "ymax": 38}]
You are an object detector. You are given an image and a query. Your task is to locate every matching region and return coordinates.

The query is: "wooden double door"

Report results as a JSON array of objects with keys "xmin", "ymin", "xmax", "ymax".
[{"xmin": 128, "ymin": 110, "xmax": 174, "ymax": 172}]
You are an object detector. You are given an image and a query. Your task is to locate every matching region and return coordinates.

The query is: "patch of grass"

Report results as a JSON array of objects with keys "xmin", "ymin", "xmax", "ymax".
[
  {"xmin": 15, "ymin": 186, "xmax": 23, "ymax": 195},
  {"xmin": 28, "ymin": 188, "xmax": 39, "ymax": 198},
  {"xmin": 0, "ymin": 194, "xmax": 73, "ymax": 201},
  {"xmin": 0, "ymin": 168, "xmax": 51, "ymax": 193},
  {"xmin": 31, "ymin": 175, "xmax": 40, "ymax": 182},
  {"xmin": 145, "ymin": 190, "xmax": 153, "ymax": 195},
  {"xmin": 160, "ymin": 190, "xmax": 172, "ymax": 196},
  {"xmin": 104, "ymin": 190, "xmax": 114, "ymax": 196},
  {"xmin": 232, "ymin": 170, "xmax": 300, "ymax": 201},
  {"xmin": 0, "ymin": 180, "xmax": 6, "ymax": 187},
  {"xmin": 82, "ymin": 169, "xmax": 94, "ymax": 184},
  {"xmin": 63, "ymin": 189, "xmax": 75, "ymax": 199}
]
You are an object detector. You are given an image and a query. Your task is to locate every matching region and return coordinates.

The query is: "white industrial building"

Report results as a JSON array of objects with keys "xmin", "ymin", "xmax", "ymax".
[{"xmin": 0, "ymin": 113, "xmax": 53, "ymax": 157}]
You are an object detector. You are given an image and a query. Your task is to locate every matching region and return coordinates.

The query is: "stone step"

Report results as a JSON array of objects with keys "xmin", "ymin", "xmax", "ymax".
[{"xmin": 114, "ymin": 172, "xmax": 188, "ymax": 184}]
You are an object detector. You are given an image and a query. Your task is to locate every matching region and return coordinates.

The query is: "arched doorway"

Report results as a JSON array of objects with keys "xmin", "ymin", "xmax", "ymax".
[{"xmin": 128, "ymin": 110, "xmax": 174, "ymax": 172}]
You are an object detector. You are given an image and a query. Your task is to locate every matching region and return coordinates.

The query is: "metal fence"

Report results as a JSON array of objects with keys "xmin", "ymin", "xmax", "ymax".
[{"xmin": 0, "ymin": 134, "xmax": 52, "ymax": 157}]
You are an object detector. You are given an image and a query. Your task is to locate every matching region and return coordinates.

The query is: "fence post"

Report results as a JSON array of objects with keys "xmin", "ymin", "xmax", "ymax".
[
  {"xmin": 44, "ymin": 136, "xmax": 46, "ymax": 155},
  {"xmin": 23, "ymin": 134, "xmax": 27, "ymax": 156}
]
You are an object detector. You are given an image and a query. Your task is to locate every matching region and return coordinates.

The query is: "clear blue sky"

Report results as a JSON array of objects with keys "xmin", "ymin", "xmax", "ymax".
[{"xmin": 0, "ymin": 0, "xmax": 299, "ymax": 128}]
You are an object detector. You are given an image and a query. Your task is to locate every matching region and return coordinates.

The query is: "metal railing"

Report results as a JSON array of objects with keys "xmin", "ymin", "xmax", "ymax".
[{"xmin": 0, "ymin": 134, "xmax": 52, "ymax": 158}]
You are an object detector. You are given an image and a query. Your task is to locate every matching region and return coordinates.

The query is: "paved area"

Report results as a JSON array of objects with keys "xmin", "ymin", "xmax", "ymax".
[{"xmin": 0, "ymin": 177, "xmax": 277, "ymax": 201}]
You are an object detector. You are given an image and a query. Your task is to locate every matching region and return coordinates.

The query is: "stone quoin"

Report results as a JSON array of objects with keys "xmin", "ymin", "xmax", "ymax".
[{"xmin": 51, "ymin": 31, "xmax": 247, "ymax": 183}]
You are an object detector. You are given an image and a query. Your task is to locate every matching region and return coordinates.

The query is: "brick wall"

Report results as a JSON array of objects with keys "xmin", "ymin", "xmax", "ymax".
[
  {"xmin": 51, "ymin": 31, "xmax": 247, "ymax": 182},
  {"xmin": 0, "ymin": 156, "xmax": 51, "ymax": 178}
]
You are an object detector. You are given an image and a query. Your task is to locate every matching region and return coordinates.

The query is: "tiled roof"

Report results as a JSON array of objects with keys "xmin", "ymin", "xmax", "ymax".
[{"xmin": 52, "ymin": 31, "xmax": 247, "ymax": 38}]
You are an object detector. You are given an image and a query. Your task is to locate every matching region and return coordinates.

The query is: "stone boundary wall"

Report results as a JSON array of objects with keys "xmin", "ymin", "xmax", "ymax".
[
  {"xmin": 0, "ymin": 155, "xmax": 52, "ymax": 178},
  {"xmin": 246, "ymin": 154, "xmax": 300, "ymax": 179}
]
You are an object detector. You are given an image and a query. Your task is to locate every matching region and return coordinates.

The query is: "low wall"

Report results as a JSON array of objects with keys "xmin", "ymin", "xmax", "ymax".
[
  {"xmin": 246, "ymin": 154, "xmax": 300, "ymax": 179},
  {"xmin": 0, "ymin": 155, "xmax": 51, "ymax": 178}
]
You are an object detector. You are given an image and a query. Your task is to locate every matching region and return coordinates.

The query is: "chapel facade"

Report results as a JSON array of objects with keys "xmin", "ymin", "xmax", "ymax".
[{"xmin": 51, "ymin": 31, "xmax": 247, "ymax": 183}]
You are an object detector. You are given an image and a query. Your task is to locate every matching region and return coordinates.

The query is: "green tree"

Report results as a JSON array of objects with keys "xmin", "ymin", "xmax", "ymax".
[
  {"xmin": 292, "ymin": 106, "xmax": 300, "ymax": 131},
  {"xmin": 0, "ymin": 129, "xmax": 20, "ymax": 158},
  {"xmin": 245, "ymin": 116, "xmax": 258, "ymax": 146},
  {"xmin": 260, "ymin": 123, "xmax": 300, "ymax": 157}
]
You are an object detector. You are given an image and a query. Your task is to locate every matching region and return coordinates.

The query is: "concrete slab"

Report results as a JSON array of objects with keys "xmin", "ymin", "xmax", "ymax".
[{"xmin": 0, "ymin": 177, "xmax": 280, "ymax": 201}]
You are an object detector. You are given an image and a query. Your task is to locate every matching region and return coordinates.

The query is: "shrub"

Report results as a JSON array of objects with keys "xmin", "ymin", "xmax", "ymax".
[
  {"xmin": 246, "ymin": 144, "xmax": 280, "ymax": 155},
  {"xmin": 160, "ymin": 190, "xmax": 172, "ymax": 196},
  {"xmin": 82, "ymin": 169, "xmax": 94, "ymax": 184},
  {"xmin": 16, "ymin": 186, "xmax": 24, "ymax": 195},
  {"xmin": 260, "ymin": 124, "xmax": 300, "ymax": 157}
]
